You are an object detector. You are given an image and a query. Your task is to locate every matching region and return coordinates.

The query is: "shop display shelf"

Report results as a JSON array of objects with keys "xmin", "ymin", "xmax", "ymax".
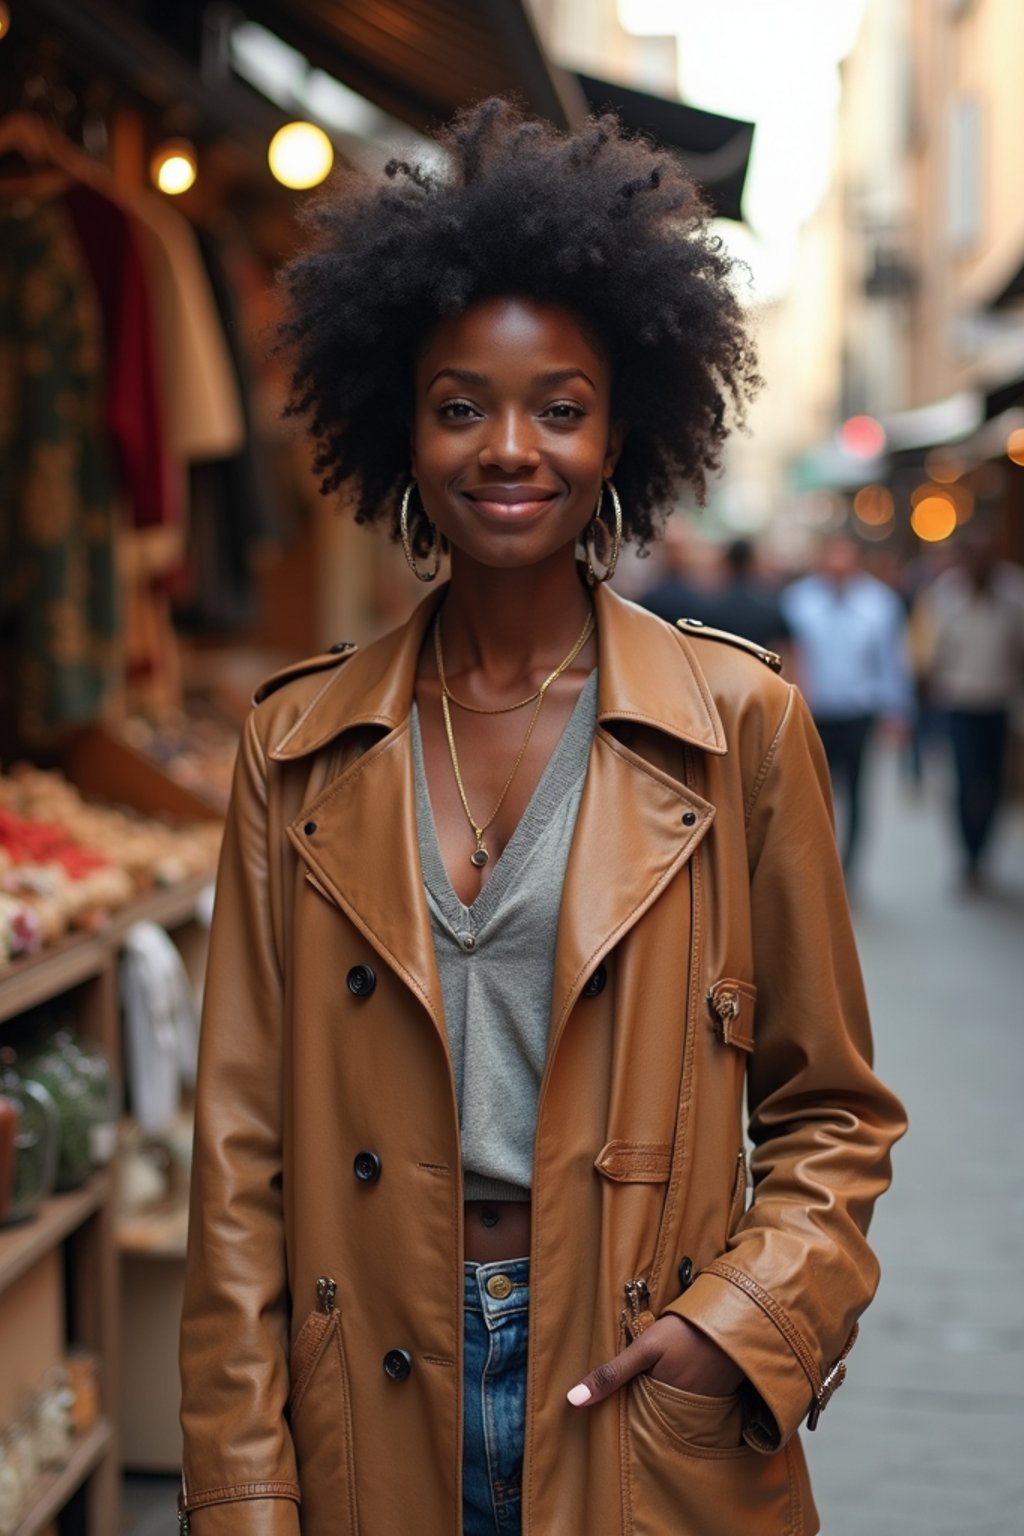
[
  {"xmin": 0, "ymin": 1171, "xmax": 111, "ymax": 1299},
  {"xmin": 0, "ymin": 871, "xmax": 213, "ymax": 1022},
  {"xmin": 11, "ymin": 1415, "xmax": 114, "ymax": 1536}
]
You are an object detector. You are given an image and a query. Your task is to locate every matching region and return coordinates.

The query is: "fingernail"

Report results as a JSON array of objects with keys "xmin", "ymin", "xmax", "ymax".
[{"xmin": 567, "ymin": 1383, "xmax": 592, "ymax": 1406}]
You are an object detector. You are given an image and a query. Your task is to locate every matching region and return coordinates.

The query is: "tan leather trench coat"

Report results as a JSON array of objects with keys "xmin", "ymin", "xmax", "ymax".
[{"xmin": 179, "ymin": 582, "xmax": 906, "ymax": 1536}]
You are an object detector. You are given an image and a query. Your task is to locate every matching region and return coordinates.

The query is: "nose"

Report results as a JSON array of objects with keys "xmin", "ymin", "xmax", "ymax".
[{"xmin": 478, "ymin": 409, "xmax": 541, "ymax": 472}]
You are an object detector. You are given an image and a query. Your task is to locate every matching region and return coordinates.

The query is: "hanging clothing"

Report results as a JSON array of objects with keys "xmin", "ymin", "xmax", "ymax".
[
  {"xmin": 0, "ymin": 196, "xmax": 120, "ymax": 742},
  {"xmin": 64, "ymin": 182, "xmax": 182, "ymax": 532},
  {"xmin": 127, "ymin": 191, "xmax": 245, "ymax": 466},
  {"xmin": 175, "ymin": 228, "xmax": 280, "ymax": 632}
]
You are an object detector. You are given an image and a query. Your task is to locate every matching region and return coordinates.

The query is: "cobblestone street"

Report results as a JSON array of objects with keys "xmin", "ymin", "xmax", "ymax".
[{"xmin": 805, "ymin": 745, "xmax": 1024, "ymax": 1536}]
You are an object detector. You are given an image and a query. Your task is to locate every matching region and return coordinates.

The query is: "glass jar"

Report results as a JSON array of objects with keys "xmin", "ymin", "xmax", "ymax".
[
  {"xmin": 0, "ymin": 1049, "xmax": 59, "ymax": 1224},
  {"xmin": 0, "ymin": 1432, "xmax": 24, "ymax": 1536},
  {"xmin": 36, "ymin": 1367, "xmax": 74, "ymax": 1468},
  {"xmin": 3, "ymin": 1421, "xmax": 35, "ymax": 1514},
  {"xmin": 65, "ymin": 1348, "xmax": 101, "ymax": 1436},
  {"xmin": 19, "ymin": 1038, "xmax": 94, "ymax": 1192},
  {"xmin": 64, "ymin": 1036, "xmax": 119, "ymax": 1168}
]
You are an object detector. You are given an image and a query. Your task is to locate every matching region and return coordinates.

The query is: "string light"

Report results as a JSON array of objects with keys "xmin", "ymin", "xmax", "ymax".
[
  {"xmin": 150, "ymin": 139, "xmax": 197, "ymax": 196},
  {"xmin": 268, "ymin": 122, "xmax": 334, "ymax": 189},
  {"xmin": 1008, "ymin": 428, "xmax": 1024, "ymax": 467},
  {"xmin": 852, "ymin": 484, "xmax": 894, "ymax": 526},
  {"xmin": 0, "ymin": 5, "xmax": 11, "ymax": 42},
  {"xmin": 910, "ymin": 493, "xmax": 957, "ymax": 543}
]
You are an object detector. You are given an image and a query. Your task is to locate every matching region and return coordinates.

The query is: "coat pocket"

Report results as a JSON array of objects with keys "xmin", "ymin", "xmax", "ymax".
[
  {"xmin": 626, "ymin": 1374, "xmax": 816, "ymax": 1536},
  {"xmin": 707, "ymin": 978, "xmax": 757, "ymax": 1052},
  {"xmin": 287, "ymin": 1286, "xmax": 359, "ymax": 1536}
]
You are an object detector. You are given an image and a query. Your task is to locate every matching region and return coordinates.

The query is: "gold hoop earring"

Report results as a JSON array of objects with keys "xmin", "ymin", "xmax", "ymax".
[
  {"xmin": 584, "ymin": 479, "xmax": 623, "ymax": 585},
  {"xmin": 400, "ymin": 480, "xmax": 441, "ymax": 582}
]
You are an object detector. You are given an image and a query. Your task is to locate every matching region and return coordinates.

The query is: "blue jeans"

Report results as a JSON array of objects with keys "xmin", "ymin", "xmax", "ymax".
[{"xmin": 463, "ymin": 1258, "xmax": 529, "ymax": 1536}]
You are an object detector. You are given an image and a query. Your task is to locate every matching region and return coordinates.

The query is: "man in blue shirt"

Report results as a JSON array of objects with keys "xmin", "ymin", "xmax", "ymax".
[{"xmin": 782, "ymin": 536, "xmax": 911, "ymax": 880}]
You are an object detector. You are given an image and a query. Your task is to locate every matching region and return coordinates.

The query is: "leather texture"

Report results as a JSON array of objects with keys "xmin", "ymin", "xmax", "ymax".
[{"xmin": 179, "ymin": 582, "xmax": 906, "ymax": 1536}]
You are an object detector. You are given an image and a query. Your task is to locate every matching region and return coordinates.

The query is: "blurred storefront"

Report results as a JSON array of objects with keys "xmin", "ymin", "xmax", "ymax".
[
  {"xmin": 785, "ymin": 0, "xmax": 1024, "ymax": 562},
  {"xmin": 0, "ymin": 3, "xmax": 573, "ymax": 1531}
]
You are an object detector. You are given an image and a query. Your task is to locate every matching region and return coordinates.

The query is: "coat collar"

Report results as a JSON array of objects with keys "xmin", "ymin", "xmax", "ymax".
[{"xmin": 268, "ymin": 579, "xmax": 726, "ymax": 761}]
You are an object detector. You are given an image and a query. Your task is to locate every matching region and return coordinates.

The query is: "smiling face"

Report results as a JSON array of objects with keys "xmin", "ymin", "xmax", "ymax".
[{"xmin": 411, "ymin": 297, "xmax": 622, "ymax": 573}]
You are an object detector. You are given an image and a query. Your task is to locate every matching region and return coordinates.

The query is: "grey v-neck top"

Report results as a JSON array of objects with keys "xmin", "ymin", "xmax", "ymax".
[{"xmin": 410, "ymin": 671, "xmax": 598, "ymax": 1203}]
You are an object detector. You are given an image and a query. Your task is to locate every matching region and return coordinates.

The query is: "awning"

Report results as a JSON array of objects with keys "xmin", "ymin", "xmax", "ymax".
[
  {"xmin": 990, "ymin": 258, "xmax": 1024, "ymax": 310},
  {"xmin": 882, "ymin": 392, "xmax": 984, "ymax": 454},
  {"xmin": 574, "ymin": 72, "xmax": 753, "ymax": 222},
  {"xmin": 241, "ymin": 0, "xmax": 586, "ymax": 130},
  {"xmin": 24, "ymin": 0, "xmax": 586, "ymax": 142}
]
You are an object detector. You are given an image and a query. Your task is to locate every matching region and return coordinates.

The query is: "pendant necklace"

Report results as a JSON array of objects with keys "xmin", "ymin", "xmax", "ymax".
[{"xmin": 433, "ymin": 607, "xmax": 594, "ymax": 868}]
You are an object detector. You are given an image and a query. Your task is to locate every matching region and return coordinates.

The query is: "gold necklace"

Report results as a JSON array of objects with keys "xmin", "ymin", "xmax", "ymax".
[{"xmin": 433, "ymin": 608, "xmax": 595, "ymax": 868}]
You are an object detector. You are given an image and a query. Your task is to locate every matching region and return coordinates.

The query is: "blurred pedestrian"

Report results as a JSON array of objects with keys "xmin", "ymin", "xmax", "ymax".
[
  {"xmin": 915, "ymin": 527, "xmax": 1024, "ymax": 889},
  {"xmin": 782, "ymin": 534, "xmax": 912, "ymax": 879},
  {"xmin": 699, "ymin": 537, "xmax": 792, "ymax": 654},
  {"xmin": 636, "ymin": 512, "xmax": 703, "ymax": 622},
  {"xmin": 179, "ymin": 101, "xmax": 903, "ymax": 1536}
]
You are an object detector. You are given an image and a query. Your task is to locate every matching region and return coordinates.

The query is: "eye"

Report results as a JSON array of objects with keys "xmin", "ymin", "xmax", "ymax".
[
  {"xmin": 542, "ymin": 401, "xmax": 586, "ymax": 421},
  {"xmin": 438, "ymin": 398, "xmax": 481, "ymax": 421}
]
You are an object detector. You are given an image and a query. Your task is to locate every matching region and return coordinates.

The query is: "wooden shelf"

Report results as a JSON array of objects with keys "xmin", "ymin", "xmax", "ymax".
[
  {"xmin": 0, "ymin": 871, "xmax": 213, "ymax": 1022},
  {"xmin": 0, "ymin": 1173, "xmax": 111, "ymax": 1299},
  {"xmin": 12, "ymin": 1417, "xmax": 113, "ymax": 1536}
]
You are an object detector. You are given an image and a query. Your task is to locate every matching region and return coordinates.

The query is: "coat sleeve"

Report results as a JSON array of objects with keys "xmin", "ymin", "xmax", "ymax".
[
  {"xmin": 179, "ymin": 710, "xmax": 301, "ymax": 1533},
  {"xmin": 662, "ymin": 684, "xmax": 907, "ymax": 1448}
]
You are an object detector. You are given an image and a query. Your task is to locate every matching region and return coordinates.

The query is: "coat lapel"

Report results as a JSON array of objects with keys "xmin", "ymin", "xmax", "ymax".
[
  {"xmin": 548, "ymin": 585, "xmax": 724, "ymax": 1040},
  {"xmin": 280, "ymin": 591, "xmax": 447, "ymax": 1035},
  {"xmin": 288, "ymin": 720, "xmax": 447, "ymax": 1034},
  {"xmin": 271, "ymin": 580, "xmax": 726, "ymax": 1043}
]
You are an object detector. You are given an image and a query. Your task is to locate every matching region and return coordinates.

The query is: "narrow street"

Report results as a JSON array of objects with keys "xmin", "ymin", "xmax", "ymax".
[{"xmin": 805, "ymin": 744, "xmax": 1024, "ymax": 1536}]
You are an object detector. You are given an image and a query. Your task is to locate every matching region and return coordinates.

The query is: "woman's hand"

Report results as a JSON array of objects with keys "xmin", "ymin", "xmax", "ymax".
[{"xmin": 566, "ymin": 1314, "xmax": 745, "ymax": 1407}]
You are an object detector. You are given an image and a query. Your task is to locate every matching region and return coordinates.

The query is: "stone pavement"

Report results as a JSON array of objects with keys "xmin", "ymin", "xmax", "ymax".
[{"xmin": 804, "ymin": 745, "xmax": 1024, "ymax": 1536}]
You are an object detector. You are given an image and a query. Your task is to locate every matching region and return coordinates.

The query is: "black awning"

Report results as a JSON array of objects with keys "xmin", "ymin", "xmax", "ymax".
[
  {"xmin": 574, "ymin": 72, "xmax": 753, "ymax": 222},
  {"xmin": 23, "ymin": 0, "xmax": 586, "ymax": 142},
  {"xmin": 241, "ymin": 0, "xmax": 585, "ymax": 131},
  {"xmin": 989, "ymin": 258, "xmax": 1024, "ymax": 311}
]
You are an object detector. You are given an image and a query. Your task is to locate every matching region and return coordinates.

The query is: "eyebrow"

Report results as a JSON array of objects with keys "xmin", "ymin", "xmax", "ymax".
[{"xmin": 427, "ymin": 366, "xmax": 597, "ymax": 391}]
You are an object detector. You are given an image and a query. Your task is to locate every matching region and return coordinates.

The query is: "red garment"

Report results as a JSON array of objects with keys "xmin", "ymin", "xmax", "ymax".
[{"xmin": 65, "ymin": 184, "xmax": 181, "ymax": 530}]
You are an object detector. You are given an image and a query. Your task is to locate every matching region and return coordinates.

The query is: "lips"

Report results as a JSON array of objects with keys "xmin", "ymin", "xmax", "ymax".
[{"xmin": 462, "ymin": 485, "xmax": 559, "ymax": 521}]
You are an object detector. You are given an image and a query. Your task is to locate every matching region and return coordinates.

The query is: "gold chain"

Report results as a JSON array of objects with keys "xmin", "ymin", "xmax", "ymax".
[{"xmin": 433, "ymin": 608, "xmax": 594, "ymax": 867}]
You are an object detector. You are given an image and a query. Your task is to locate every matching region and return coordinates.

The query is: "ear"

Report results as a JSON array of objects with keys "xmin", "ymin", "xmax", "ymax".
[{"xmin": 603, "ymin": 421, "xmax": 626, "ymax": 480}]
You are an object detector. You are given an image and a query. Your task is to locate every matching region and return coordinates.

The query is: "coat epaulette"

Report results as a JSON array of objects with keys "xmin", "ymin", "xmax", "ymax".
[
  {"xmin": 253, "ymin": 642, "xmax": 358, "ymax": 705},
  {"xmin": 676, "ymin": 618, "xmax": 783, "ymax": 675}
]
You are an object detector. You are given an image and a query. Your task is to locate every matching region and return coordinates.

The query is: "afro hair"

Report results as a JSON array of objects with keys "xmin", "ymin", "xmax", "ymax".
[{"xmin": 281, "ymin": 97, "xmax": 760, "ymax": 549}]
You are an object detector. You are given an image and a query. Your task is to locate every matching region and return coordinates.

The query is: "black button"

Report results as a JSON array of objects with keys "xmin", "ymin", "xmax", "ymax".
[
  {"xmin": 678, "ymin": 1255, "xmax": 694, "ymax": 1290},
  {"xmin": 304, "ymin": 820, "xmax": 318, "ymax": 835},
  {"xmin": 329, "ymin": 641, "xmax": 352, "ymax": 653},
  {"xmin": 347, "ymin": 964, "xmax": 377, "ymax": 997},
  {"xmin": 383, "ymin": 1349, "xmax": 412, "ymax": 1381},
  {"xmin": 682, "ymin": 811, "xmax": 697, "ymax": 827},
  {"xmin": 353, "ymin": 1150, "xmax": 382, "ymax": 1183},
  {"xmin": 581, "ymin": 964, "xmax": 607, "ymax": 998}
]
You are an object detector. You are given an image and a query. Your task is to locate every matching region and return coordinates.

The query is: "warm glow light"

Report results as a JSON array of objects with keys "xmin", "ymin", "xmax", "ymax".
[
  {"xmin": 910, "ymin": 495, "xmax": 957, "ymax": 543},
  {"xmin": 1008, "ymin": 428, "xmax": 1024, "ymax": 466},
  {"xmin": 924, "ymin": 450, "xmax": 964, "ymax": 484},
  {"xmin": 151, "ymin": 140, "xmax": 197, "ymax": 195},
  {"xmin": 852, "ymin": 484, "xmax": 894, "ymax": 526},
  {"xmin": 268, "ymin": 121, "xmax": 334, "ymax": 189},
  {"xmin": 839, "ymin": 415, "xmax": 887, "ymax": 458},
  {"xmin": 0, "ymin": 5, "xmax": 11, "ymax": 42}
]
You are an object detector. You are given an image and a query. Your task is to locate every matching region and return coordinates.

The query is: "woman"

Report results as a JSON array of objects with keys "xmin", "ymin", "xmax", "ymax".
[{"xmin": 179, "ymin": 101, "xmax": 905, "ymax": 1536}]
